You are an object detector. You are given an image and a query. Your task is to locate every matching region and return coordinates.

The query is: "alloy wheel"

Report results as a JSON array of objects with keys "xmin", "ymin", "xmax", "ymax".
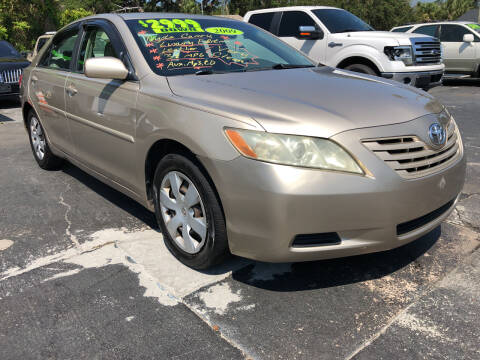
[{"xmin": 30, "ymin": 116, "xmax": 46, "ymax": 160}]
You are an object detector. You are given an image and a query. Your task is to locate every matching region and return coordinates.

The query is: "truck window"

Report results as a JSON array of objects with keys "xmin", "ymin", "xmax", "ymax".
[
  {"xmin": 278, "ymin": 11, "xmax": 316, "ymax": 37},
  {"xmin": 392, "ymin": 26, "xmax": 413, "ymax": 33},
  {"xmin": 413, "ymin": 25, "xmax": 439, "ymax": 37},
  {"xmin": 440, "ymin": 24, "xmax": 478, "ymax": 42},
  {"xmin": 312, "ymin": 9, "xmax": 373, "ymax": 33},
  {"xmin": 249, "ymin": 12, "xmax": 275, "ymax": 32}
]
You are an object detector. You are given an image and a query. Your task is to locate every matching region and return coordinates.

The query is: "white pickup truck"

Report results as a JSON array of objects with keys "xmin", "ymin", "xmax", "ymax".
[{"xmin": 244, "ymin": 6, "xmax": 445, "ymax": 88}]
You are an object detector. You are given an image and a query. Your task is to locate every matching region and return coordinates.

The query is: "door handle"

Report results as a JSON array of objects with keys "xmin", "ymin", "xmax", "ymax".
[
  {"xmin": 31, "ymin": 75, "xmax": 38, "ymax": 84},
  {"xmin": 328, "ymin": 42, "xmax": 343, "ymax": 48},
  {"xmin": 66, "ymin": 85, "xmax": 77, "ymax": 97}
]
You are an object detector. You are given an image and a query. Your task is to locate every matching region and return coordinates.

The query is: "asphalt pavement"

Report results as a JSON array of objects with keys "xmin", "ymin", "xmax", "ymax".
[{"xmin": 0, "ymin": 81, "xmax": 479, "ymax": 360}]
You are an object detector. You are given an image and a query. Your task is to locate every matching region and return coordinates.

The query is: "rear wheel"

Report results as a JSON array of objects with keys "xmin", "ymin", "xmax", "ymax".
[
  {"xmin": 153, "ymin": 153, "xmax": 229, "ymax": 269},
  {"xmin": 27, "ymin": 111, "xmax": 63, "ymax": 170},
  {"xmin": 343, "ymin": 63, "xmax": 377, "ymax": 76}
]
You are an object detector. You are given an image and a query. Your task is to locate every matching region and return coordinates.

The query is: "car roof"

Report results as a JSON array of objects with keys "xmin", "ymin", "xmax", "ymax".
[
  {"xmin": 114, "ymin": 12, "xmax": 241, "ymax": 22},
  {"xmin": 246, "ymin": 6, "xmax": 339, "ymax": 14}
]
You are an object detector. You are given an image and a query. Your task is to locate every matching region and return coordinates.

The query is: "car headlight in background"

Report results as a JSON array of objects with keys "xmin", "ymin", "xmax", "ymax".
[
  {"xmin": 384, "ymin": 46, "xmax": 413, "ymax": 66},
  {"xmin": 225, "ymin": 129, "xmax": 364, "ymax": 174}
]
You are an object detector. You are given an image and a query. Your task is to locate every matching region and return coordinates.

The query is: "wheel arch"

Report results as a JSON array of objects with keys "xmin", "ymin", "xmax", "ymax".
[
  {"xmin": 144, "ymin": 138, "xmax": 226, "ymax": 220},
  {"xmin": 336, "ymin": 56, "xmax": 382, "ymax": 75}
]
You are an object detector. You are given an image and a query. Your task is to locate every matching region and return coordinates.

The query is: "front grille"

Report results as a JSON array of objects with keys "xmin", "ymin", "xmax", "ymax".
[
  {"xmin": 411, "ymin": 38, "xmax": 442, "ymax": 65},
  {"xmin": 1, "ymin": 68, "xmax": 22, "ymax": 84},
  {"xmin": 362, "ymin": 120, "xmax": 461, "ymax": 179},
  {"xmin": 396, "ymin": 199, "xmax": 455, "ymax": 236}
]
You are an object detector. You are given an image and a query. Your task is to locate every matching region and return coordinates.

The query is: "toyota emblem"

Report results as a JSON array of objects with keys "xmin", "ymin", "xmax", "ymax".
[{"xmin": 428, "ymin": 122, "xmax": 446, "ymax": 147}]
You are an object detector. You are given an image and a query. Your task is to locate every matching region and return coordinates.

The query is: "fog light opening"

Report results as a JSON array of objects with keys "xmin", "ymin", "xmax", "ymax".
[{"xmin": 403, "ymin": 77, "xmax": 411, "ymax": 84}]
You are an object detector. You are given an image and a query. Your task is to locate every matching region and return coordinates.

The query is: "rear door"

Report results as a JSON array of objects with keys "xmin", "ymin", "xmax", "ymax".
[
  {"xmin": 276, "ymin": 11, "xmax": 326, "ymax": 63},
  {"xmin": 30, "ymin": 26, "xmax": 79, "ymax": 154},
  {"xmin": 439, "ymin": 24, "xmax": 477, "ymax": 73},
  {"xmin": 65, "ymin": 20, "xmax": 139, "ymax": 189}
]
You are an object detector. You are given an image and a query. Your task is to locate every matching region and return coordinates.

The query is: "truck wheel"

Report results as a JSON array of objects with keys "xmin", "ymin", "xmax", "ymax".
[{"xmin": 343, "ymin": 63, "xmax": 377, "ymax": 76}]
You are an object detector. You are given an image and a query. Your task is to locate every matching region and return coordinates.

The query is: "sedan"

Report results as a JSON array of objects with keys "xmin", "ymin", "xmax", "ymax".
[
  {"xmin": 21, "ymin": 14, "xmax": 466, "ymax": 269},
  {"xmin": 0, "ymin": 40, "xmax": 30, "ymax": 101}
]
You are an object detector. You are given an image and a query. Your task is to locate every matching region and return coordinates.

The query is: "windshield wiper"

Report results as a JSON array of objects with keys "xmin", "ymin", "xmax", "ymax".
[
  {"xmin": 195, "ymin": 69, "xmax": 216, "ymax": 75},
  {"xmin": 271, "ymin": 64, "xmax": 315, "ymax": 70}
]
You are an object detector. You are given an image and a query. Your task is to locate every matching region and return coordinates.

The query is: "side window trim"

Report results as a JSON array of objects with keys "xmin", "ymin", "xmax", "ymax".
[
  {"xmin": 37, "ymin": 24, "xmax": 81, "ymax": 72},
  {"xmin": 271, "ymin": 12, "xmax": 282, "ymax": 36},
  {"xmin": 77, "ymin": 19, "xmax": 137, "ymax": 80}
]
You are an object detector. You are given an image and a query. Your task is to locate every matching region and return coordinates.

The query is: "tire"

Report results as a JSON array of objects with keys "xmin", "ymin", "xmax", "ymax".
[
  {"xmin": 343, "ymin": 63, "xmax": 378, "ymax": 76},
  {"xmin": 27, "ymin": 110, "xmax": 63, "ymax": 170},
  {"xmin": 153, "ymin": 153, "xmax": 229, "ymax": 269}
]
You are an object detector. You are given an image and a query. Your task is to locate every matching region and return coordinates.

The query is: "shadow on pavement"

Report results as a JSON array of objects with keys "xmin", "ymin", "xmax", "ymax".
[
  {"xmin": 61, "ymin": 162, "xmax": 158, "ymax": 229},
  {"xmin": 232, "ymin": 227, "xmax": 440, "ymax": 292},
  {"xmin": 0, "ymin": 99, "xmax": 21, "ymax": 122}
]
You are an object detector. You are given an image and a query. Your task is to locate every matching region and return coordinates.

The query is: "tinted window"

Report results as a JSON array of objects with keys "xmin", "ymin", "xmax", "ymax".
[
  {"xmin": 126, "ymin": 18, "xmax": 313, "ymax": 76},
  {"xmin": 312, "ymin": 9, "xmax": 373, "ymax": 33},
  {"xmin": 413, "ymin": 25, "xmax": 439, "ymax": 37},
  {"xmin": 77, "ymin": 28, "xmax": 118, "ymax": 72},
  {"xmin": 440, "ymin": 24, "xmax": 476, "ymax": 42},
  {"xmin": 39, "ymin": 29, "xmax": 78, "ymax": 70},
  {"xmin": 249, "ymin": 12, "xmax": 275, "ymax": 32},
  {"xmin": 0, "ymin": 41, "xmax": 21, "ymax": 58},
  {"xmin": 391, "ymin": 26, "xmax": 413, "ymax": 33},
  {"xmin": 278, "ymin": 11, "xmax": 316, "ymax": 37}
]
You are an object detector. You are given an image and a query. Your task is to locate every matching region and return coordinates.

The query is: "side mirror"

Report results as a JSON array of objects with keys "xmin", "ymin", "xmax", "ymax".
[
  {"xmin": 463, "ymin": 33, "xmax": 474, "ymax": 43},
  {"xmin": 297, "ymin": 26, "xmax": 323, "ymax": 40},
  {"xmin": 84, "ymin": 57, "xmax": 129, "ymax": 80}
]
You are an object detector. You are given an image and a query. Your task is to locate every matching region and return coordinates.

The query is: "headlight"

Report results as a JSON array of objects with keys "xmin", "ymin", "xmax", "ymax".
[
  {"xmin": 225, "ymin": 128, "xmax": 364, "ymax": 174},
  {"xmin": 384, "ymin": 46, "xmax": 413, "ymax": 66}
]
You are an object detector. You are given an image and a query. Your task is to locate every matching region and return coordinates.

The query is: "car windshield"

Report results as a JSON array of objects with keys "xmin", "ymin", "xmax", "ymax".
[
  {"xmin": 126, "ymin": 17, "xmax": 314, "ymax": 76},
  {"xmin": 467, "ymin": 23, "xmax": 480, "ymax": 33},
  {"xmin": 312, "ymin": 9, "xmax": 374, "ymax": 33},
  {"xmin": 0, "ymin": 41, "xmax": 21, "ymax": 58}
]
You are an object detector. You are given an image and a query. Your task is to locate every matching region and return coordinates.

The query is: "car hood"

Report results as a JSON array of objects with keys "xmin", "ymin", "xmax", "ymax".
[
  {"xmin": 167, "ymin": 66, "xmax": 444, "ymax": 138},
  {"xmin": 0, "ymin": 57, "xmax": 30, "ymax": 70},
  {"xmin": 333, "ymin": 31, "xmax": 435, "ymax": 46}
]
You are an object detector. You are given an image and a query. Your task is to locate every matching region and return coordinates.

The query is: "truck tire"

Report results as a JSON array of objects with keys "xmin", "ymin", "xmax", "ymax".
[{"xmin": 343, "ymin": 63, "xmax": 377, "ymax": 76}]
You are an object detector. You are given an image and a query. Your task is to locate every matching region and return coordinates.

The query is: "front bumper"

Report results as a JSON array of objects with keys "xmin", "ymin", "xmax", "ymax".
[
  {"xmin": 381, "ymin": 70, "xmax": 443, "ymax": 88},
  {"xmin": 0, "ymin": 83, "xmax": 20, "ymax": 98},
  {"xmin": 199, "ymin": 121, "xmax": 466, "ymax": 263}
]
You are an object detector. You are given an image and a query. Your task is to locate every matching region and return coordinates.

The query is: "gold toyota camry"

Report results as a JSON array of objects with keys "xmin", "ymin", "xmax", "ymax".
[{"xmin": 21, "ymin": 13, "xmax": 466, "ymax": 269}]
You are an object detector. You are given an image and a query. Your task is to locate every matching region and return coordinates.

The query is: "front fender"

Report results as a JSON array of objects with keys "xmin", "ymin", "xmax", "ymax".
[{"xmin": 332, "ymin": 44, "xmax": 387, "ymax": 73}]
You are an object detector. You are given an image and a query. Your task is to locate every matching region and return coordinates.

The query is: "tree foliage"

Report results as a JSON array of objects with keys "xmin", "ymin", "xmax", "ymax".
[{"xmin": 0, "ymin": 0, "xmax": 476, "ymax": 50}]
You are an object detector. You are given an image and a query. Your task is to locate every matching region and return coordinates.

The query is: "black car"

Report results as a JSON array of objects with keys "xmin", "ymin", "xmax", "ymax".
[{"xmin": 0, "ymin": 40, "xmax": 30, "ymax": 100}]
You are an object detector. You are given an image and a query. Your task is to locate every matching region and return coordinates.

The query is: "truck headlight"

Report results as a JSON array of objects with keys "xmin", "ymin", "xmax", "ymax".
[
  {"xmin": 225, "ymin": 128, "xmax": 364, "ymax": 174},
  {"xmin": 384, "ymin": 46, "xmax": 413, "ymax": 66}
]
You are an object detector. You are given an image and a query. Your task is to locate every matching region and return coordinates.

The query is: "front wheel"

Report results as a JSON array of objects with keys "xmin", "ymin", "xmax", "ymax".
[
  {"xmin": 343, "ymin": 63, "xmax": 378, "ymax": 76},
  {"xmin": 153, "ymin": 153, "xmax": 229, "ymax": 269}
]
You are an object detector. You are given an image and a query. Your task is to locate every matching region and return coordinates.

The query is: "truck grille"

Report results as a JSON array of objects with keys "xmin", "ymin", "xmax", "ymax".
[
  {"xmin": 411, "ymin": 38, "xmax": 442, "ymax": 65},
  {"xmin": 362, "ymin": 120, "xmax": 461, "ymax": 179},
  {"xmin": 1, "ymin": 68, "xmax": 22, "ymax": 84}
]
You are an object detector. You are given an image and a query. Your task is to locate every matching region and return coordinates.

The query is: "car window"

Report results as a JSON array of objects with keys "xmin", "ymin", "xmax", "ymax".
[
  {"xmin": 312, "ymin": 9, "xmax": 373, "ymax": 33},
  {"xmin": 39, "ymin": 29, "xmax": 78, "ymax": 70},
  {"xmin": 126, "ymin": 18, "xmax": 314, "ymax": 77},
  {"xmin": 77, "ymin": 28, "xmax": 119, "ymax": 72},
  {"xmin": 391, "ymin": 26, "xmax": 413, "ymax": 33},
  {"xmin": 440, "ymin": 24, "xmax": 477, "ymax": 42},
  {"xmin": 278, "ymin": 11, "xmax": 317, "ymax": 37},
  {"xmin": 413, "ymin": 25, "xmax": 439, "ymax": 37},
  {"xmin": 0, "ymin": 41, "xmax": 21, "ymax": 58},
  {"xmin": 248, "ymin": 12, "xmax": 275, "ymax": 32}
]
